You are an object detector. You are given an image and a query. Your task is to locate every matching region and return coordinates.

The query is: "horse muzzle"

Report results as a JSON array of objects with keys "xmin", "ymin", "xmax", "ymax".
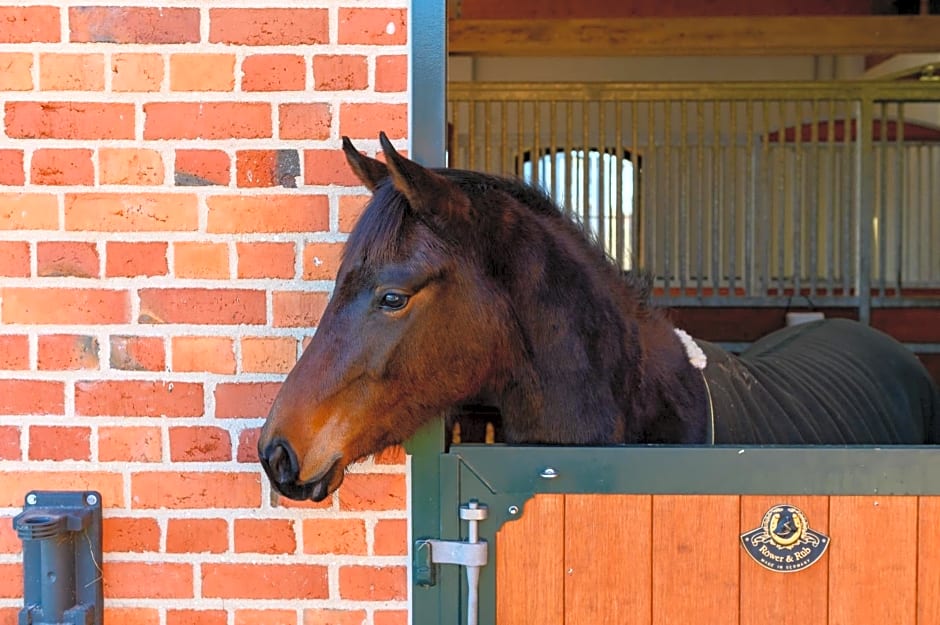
[{"xmin": 258, "ymin": 438, "xmax": 343, "ymax": 502}]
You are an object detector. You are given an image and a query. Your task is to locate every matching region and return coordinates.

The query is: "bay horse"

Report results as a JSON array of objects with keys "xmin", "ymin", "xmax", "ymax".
[{"xmin": 258, "ymin": 132, "xmax": 940, "ymax": 502}]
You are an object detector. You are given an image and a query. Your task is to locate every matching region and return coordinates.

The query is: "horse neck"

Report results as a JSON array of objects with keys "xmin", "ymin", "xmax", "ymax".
[{"xmin": 490, "ymin": 257, "xmax": 706, "ymax": 445}]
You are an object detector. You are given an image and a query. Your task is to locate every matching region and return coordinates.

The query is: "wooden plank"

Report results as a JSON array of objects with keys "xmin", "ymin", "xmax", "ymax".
[
  {"xmin": 739, "ymin": 496, "xmax": 830, "ymax": 625},
  {"xmin": 651, "ymin": 495, "xmax": 740, "ymax": 623},
  {"xmin": 496, "ymin": 494, "xmax": 565, "ymax": 625},
  {"xmin": 449, "ymin": 16, "xmax": 940, "ymax": 57},
  {"xmin": 828, "ymin": 496, "xmax": 918, "ymax": 625},
  {"xmin": 564, "ymin": 494, "xmax": 652, "ymax": 625},
  {"xmin": 918, "ymin": 496, "xmax": 940, "ymax": 625}
]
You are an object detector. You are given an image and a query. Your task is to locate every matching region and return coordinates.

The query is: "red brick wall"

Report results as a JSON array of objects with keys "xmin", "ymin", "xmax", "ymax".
[{"xmin": 0, "ymin": 3, "xmax": 410, "ymax": 624}]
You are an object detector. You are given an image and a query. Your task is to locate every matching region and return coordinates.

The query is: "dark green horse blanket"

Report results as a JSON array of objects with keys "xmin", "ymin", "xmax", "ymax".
[{"xmin": 696, "ymin": 319, "xmax": 940, "ymax": 445}]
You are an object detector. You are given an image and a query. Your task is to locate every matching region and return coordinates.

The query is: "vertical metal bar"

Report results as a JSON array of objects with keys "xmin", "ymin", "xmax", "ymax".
[
  {"xmin": 744, "ymin": 99, "xmax": 754, "ymax": 297},
  {"xmin": 678, "ymin": 100, "xmax": 688, "ymax": 293},
  {"xmin": 842, "ymin": 100, "xmax": 853, "ymax": 297},
  {"xmin": 532, "ymin": 101, "xmax": 541, "ymax": 188},
  {"xmin": 500, "ymin": 101, "xmax": 508, "ymax": 176},
  {"xmin": 895, "ymin": 102, "xmax": 905, "ymax": 297},
  {"xmin": 516, "ymin": 99, "xmax": 524, "ymax": 178},
  {"xmin": 581, "ymin": 99, "xmax": 590, "ymax": 227},
  {"xmin": 549, "ymin": 100, "xmax": 557, "ymax": 200},
  {"xmin": 793, "ymin": 99, "xmax": 803, "ymax": 298},
  {"xmin": 483, "ymin": 101, "xmax": 492, "ymax": 172},
  {"xmin": 631, "ymin": 101, "xmax": 641, "ymax": 270},
  {"xmin": 808, "ymin": 99, "xmax": 819, "ymax": 298},
  {"xmin": 663, "ymin": 99, "xmax": 672, "ymax": 294},
  {"xmin": 712, "ymin": 100, "xmax": 721, "ymax": 292},
  {"xmin": 468, "ymin": 101, "xmax": 476, "ymax": 170},
  {"xmin": 826, "ymin": 99, "xmax": 836, "ymax": 295},
  {"xmin": 565, "ymin": 101, "xmax": 573, "ymax": 216},
  {"xmin": 857, "ymin": 96, "xmax": 874, "ymax": 324},
  {"xmin": 646, "ymin": 100, "xmax": 656, "ymax": 272},
  {"xmin": 728, "ymin": 99, "xmax": 737, "ymax": 295},
  {"xmin": 877, "ymin": 101, "xmax": 888, "ymax": 299},
  {"xmin": 776, "ymin": 99, "xmax": 786, "ymax": 297},
  {"xmin": 697, "ymin": 100, "xmax": 706, "ymax": 297},
  {"xmin": 597, "ymin": 99, "xmax": 606, "ymax": 248},
  {"xmin": 615, "ymin": 100, "xmax": 625, "ymax": 269},
  {"xmin": 449, "ymin": 99, "xmax": 459, "ymax": 168},
  {"xmin": 760, "ymin": 100, "xmax": 771, "ymax": 298}
]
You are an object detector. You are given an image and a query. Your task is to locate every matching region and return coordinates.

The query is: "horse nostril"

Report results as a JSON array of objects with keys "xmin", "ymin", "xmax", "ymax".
[{"xmin": 263, "ymin": 440, "xmax": 299, "ymax": 485}]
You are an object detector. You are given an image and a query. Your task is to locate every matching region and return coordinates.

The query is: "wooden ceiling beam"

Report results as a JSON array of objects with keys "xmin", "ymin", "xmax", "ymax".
[{"xmin": 448, "ymin": 16, "xmax": 940, "ymax": 56}]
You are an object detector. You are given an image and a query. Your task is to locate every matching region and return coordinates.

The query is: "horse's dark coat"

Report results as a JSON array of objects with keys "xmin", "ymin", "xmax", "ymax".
[{"xmin": 699, "ymin": 319, "xmax": 939, "ymax": 444}]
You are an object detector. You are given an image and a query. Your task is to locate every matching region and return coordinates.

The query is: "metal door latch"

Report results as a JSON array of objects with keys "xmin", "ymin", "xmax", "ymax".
[{"xmin": 415, "ymin": 500, "xmax": 488, "ymax": 625}]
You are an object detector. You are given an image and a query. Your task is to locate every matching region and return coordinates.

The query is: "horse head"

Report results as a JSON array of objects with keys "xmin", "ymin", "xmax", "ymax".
[{"xmin": 257, "ymin": 133, "xmax": 509, "ymax": 501}]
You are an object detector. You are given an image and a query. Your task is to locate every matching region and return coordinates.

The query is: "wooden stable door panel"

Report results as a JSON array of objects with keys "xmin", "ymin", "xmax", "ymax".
[
  {"xmin": 496, "ymin": 495, "xmax": 565, "ymax": 625},
  {"xmin": 651, "ymin": 495, "xmax": 740, "ymax": 624},
  {"xmin": 739, "ymin": 495, "xmax": 830, "ymax": 625},
  {"xmin": 564, "ymin": 494, "xmax": 652, "ymax": 625},
  {"xmin": 918, "ymin": 497, "xmax": 940, "ymax": 625},
  {"xmin": 828, "ymin": 496, "xmax": 918, "ymax": 625}
]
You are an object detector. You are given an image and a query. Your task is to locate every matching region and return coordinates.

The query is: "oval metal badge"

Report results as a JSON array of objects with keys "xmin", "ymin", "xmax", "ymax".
[{"xmin": 740, "ymin": 504, "xmax": 829, "ymax": 573}]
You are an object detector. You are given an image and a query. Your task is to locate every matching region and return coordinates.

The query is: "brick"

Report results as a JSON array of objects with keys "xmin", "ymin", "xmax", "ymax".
[
  {"xmin": 0, "ymin": 193, "xmax": 59, "ymax": 229},
  {"xmin": 0, "ymin": 241, "xmax": 30, "ymax": 277},
  {"xmin": 339, "ymin": 565, "xmax": 407, "ymax": 601},
  {"xmin": 111, "ymin": 53, "xmax": 163, "ymax": 92},
  {"xmin": 31, "ymin": 149, "xmax": 95, "ymax": 186},
  {"xmin": 110, "ymin": 335, "xmax": 166, "ymax": 371},
  {"xmin": 302, "ymin": 518, "xmax": 366, "ymax": 555},
  {"xmin": 169, "ymin": 425, "xmax": 231, "ymax": 462},
  {"xmin": 0, "ymin": 6, "xmax": 59, "ymax": 43},
  {"xmin": 167, "ymin": 610, "xmax": 227, "ymax": 625},
  {"xmin": 5, "ymin": 102, "xmax": 135, "ymax": 140},
  {"xmin": 0, "ymin": 149, "xmax": 25, "ymax": 185},
  {"xmin": 0, "ymin": 335, "xmax": 28, "ymax": 369},
  {"xmin": 106, "ymin": 242, "xmax": 168, "ymax": 277},
  {"xmin": 0, "ymin": 564, "xmax": 23, "ymax": 598},
  {"xmin": 104, "ymin": 608, "xmax": 159, "ymax": 625},
  {"xmin": 0, "ymin": 471, "xmax": 123, "ymax": 507},
  {"xmin": 145, "ymin": 102, "xmax": 271, "ymax": 140},
  {"xmin": 0, "ymin": 426, "xmax": 21, "ymax": 460},
  {"xmin": 242, "ymin": 54, "xmax": 306, "ymax": 92},
  {"xmin": 304, "ymin": 149, "xmax": 367, "ymax": 187},
  {"xmin": 236, "ymin": 428, "xmax": 259, "ymax": 463},
  {"xmin": 241, "ymin": 337, "xmax": 296, "ymax": 374},
  {"xmin": 202, "ymin": 563, "xmax": 328, "ymax": 599},
  {"xmin": 234, "ymin": 518, "xmax": 296, "ymax": 554},
  {"xmin": 302, "ymin": 610, "xmax": 367, "ymax": 625},
  {"xmin": 139, "ymin": 288, "xmax": 266, "ymax": 325},
  {"xmin": 214, "ymin": 382, "xmax": 281, "ymax": 419},
  {"xmin": 236, "ymin": 150, "xmax": 300, "ymax": 188},
  {"xmin": 338, "ymin": 473, "xmax": 406, "ymax": 511},
  {"xmin": 103, "ymin": 517, "xmax": 161, "ymax": 552},
  {"xmin": 65, "ymin": 193, "xmax": 198, "ymax": 232},
  {"xmin": 98, "ymin": 426, "xmax": 162, "ymax": 462},
  {"xmin": 0, "ymin": 53, "xmax": 33, "ymax": 91},
  {"xmin": 236, "ymin": 610, "xmax": 297, "ymax": 625},
  {"xmin": 37, "ymin": 334, "xmax": 99, "ymax": 370},
  {"xmin": 175, "ymin": 150, "xmax": 230, "ymax": 186},
  {"xmin": 313, "ymin": 55, "xmax": 368, "ymax": 91},
  {"xmin": 340, "ymin": 103, "xmax": 408, "ymax": 140},
  {"xmin": 374, "ymin": 611, "xmax": 408, "ymax": 625},
  {"xmin": 278, "ymin": 102, "xmax": 332, "ymax": 141},
  {"xmin": 99, "ymin": 148, "xmax": 165, "ymax": 185},
  {"xmin": 1, "ymin": 288, "xmax": 129, "ymax": 324},
  {"xmin": 39, "ymin": 53, "xmax": 105, "ymax": 91},
  {"xmin": 132, "ymin": 472, "xmax": 260, "ymax": 509},
  {"xmin": 0, "ymin": 518, "xmax": 19, "ymax": 552},
  {"xmin": 75, "ymin": 380, "xmax": 203, "ymax": 417},
  {"xmin": 373, "ymin": 518, "xmax": 407, "ymax": 555},
  {"xmin": 0, "ymin": 380, "xmax": 65, "ymax": 415},
  {"xmin": 207, "ymin": 195, "xmax": 329, "ymax": 233},
  {"xmin": 303, "ymin": 242, "xmax": 344, "ymax": 281},
  {"xmin": 173, "ymin": 242, "xmax": 230, "ymax": 279},
  {"xmin": 170, "ymin": 53, "xmax": 236, "ymax": 91},
  {"xmin": 166, "ymin": 518, "xmax": 228, "ymax": 553},
  {"xmin": 37, "ymin": 241, "xmax": 99, "ymax": 277},
  {"xmin": 69, "ymin": 7, "xmax": 199, "ymax": 44},
  {"xmin": 272, "ymin": 291, "xmax": 329, "ymax": 328},
  {"xmin": 376, "ymin": 55, "xmax": 408, "ymax": 92},
  {"xmin": 102, "ymin": 562, "xmax": 194, "ymax": 599},
  {"xmin": 209, "ymin": 9, "xmax": 328, "ymax": 45},
  {"xmin": 338, "ymin": 8, "xmax": 407, "ymax": 45},
  {"xmin": 236, "ymin": 242, "xmax": 296, "ymax": 279}
]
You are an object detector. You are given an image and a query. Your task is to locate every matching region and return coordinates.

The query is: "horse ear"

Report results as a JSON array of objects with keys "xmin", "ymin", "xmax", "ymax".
[
  {"xmin": 379, "ymin": 132, "xmax": 460, "ymax": 216},
  {"xmin": 342, "ymin": 136, "xmax": 389, "ymax": 191}
]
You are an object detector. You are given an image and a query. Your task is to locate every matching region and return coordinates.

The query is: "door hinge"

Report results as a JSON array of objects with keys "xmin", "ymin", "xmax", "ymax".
[{"xmin": 414, "ymin": 500, "xmax": 488, "ymax": 625}]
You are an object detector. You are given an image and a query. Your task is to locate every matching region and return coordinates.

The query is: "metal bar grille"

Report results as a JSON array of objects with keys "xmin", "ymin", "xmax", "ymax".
[{"xmin": 448, "ymin": 81, "xmax": 940, "ymax": 308}]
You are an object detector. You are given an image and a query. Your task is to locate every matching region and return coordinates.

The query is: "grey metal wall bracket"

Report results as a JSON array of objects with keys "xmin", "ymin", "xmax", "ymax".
[{"xmin": 13, "ymin": 491, "xmax": 103, "ymax": 625}]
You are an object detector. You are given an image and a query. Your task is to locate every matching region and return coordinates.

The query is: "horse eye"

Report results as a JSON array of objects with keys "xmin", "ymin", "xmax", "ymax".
[{"xmin": 379, "ymin": 292, "xmax": 409, "ymax": 311}]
